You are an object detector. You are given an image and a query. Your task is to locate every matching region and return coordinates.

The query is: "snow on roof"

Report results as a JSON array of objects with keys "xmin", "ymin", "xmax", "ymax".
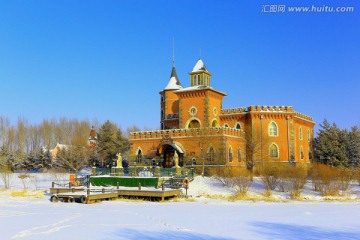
[
  {"xmin": 174, "ymin": 85, "xmax": 227, "ymax": 96},
  {"xmin": 191, "ymin": 59, "xmax": 209, "ymax": 73},
  {"xmin": 164, "ymin": 76, "xmax": 183, "ymax": 90},
  {"xmin": 164, "ymin": 65, "xmax": 183, "ymax": 90}
]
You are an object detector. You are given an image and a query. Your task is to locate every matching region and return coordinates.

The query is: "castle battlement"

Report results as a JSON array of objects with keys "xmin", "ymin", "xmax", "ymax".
[
  {"xmin": 221, "ymin": 106, "xmax": 294, "ymax": 115},
  {"xmin": 130, "ymin": 127, "xmax": 243, "ymax": 140},
  {"xmin": 294, "ymin": 111, "xmax": 313, "ymax": 122}
]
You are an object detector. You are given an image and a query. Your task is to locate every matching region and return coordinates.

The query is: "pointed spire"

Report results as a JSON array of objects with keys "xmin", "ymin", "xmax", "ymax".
[
  {"xmin": 191, "ymin": 59, "xmax": 209, "ymax": 73},
  {"xmin": 172, "ymin": 37, "xmax": 175, "ymax": 67},
  {"xmin": 164, "ymin": 39, "xmax": 183, "ymax": 90}
]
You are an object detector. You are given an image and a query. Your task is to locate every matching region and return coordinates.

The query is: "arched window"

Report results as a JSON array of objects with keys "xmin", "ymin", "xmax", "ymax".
[
  {"xmin": 212, "ymin": 119, "xmax": 219, "ymax": 127},
  {"xmin": 228, "ymin": 146, "xmax": 233, "ymax": 162},
  {"xmin": 207, "ymin": 146, "xmax": 215, "ymax": 162},
  {"xmin": 235, "ymin": 123, "xmax": 241, "ymax": 130},
  {"xmin": 269, "ymin": 144, "xmax": 279, "ymax": 158},
  {"xmin": 307, "ymin": 130, "xmax": 311, "ymax": 141},
  {"xmin": 237, "ymin": 148, "xmax": 242, "ymax": 162},
  {"xmin": 197, "ymin": 75, "xmax": 201, "ymax": 85},
  {"xmin": 188, "ymin": 119, "xmax": 200, "ymax": 129},
  {"xmin": 268, "ymin": 122, "xmax": 278, "ymax": 136},
  {"xmin": 136, "ymin": 149, "xmax": 142, "ymax": 163},
  {"xmin": 300, "ymin": 146, "xmax": 304, "ymax": 160},
  {"xmin": 224, "ymin": 123, "xmax": 229, "ymax": 128},
  {"xmin": 299, "ymin": 127, "xmax": 303, "ymax": 140}
]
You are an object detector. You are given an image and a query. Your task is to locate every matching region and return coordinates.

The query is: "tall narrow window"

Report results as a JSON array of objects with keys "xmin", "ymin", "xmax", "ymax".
[
  {"xmin": 269, "ymin": 144, "xmax": 279, "ymax": 158},
  {"xmin": 307, "ymin": 130, "xmax": 311, "ymax": 141},
  {"xmin": 237, "ymin": 148, "xmax": 241, "ymax": 162},
  {"xmin": 228, "ymin": 146, "xmax": 233, "ymax": 162},
  {"xmin": 197, "ymin": 75, "xmax": 201, "ymax": 85},
  {"xmin": 299, "ymin": 127, "xmax": 303, "ymax": 140},
  {"xmin": 136, "ymin": 149, "xmax": 142, "ymax": 163},
  {"xmin": 207, "ymin": 146, "xmax": 215, "ymax": 162},
  {"xmin": 268, "ymin": 122, "xmax": 278, "ymax": 136},
  {"xmin": 300, "ymin": 146, "xmax": 304, "ymax": 160}
]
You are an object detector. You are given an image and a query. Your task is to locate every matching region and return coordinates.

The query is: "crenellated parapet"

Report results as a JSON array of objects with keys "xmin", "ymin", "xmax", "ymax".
[
  {"xmin": 130, "ymin": 127, "xmax": 244, "ymax": 140},
  {"xmin": 294, "ymin": 111, "xmax": 314, "ymax": 122},
  {"xmin": 221, "ymin": 105, "xmax": 294, "ymax": 115},
  {"xmin": 221, "ymin": 107, "xmax": 248, "ymax": 115}
]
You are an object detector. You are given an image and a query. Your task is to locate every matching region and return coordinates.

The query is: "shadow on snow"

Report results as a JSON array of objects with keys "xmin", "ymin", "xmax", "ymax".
[
  {"xmin": 109, "ymin": 228, "xmax": 236, "ymax": 240},
  {"xmin": 251, "ymin": 222, "xmax": 360, "ymax": 240}
]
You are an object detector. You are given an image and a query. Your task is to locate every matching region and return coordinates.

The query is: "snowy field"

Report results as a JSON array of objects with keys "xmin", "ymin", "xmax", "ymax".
[{"xmin": 0, "ymin": 173, "xmax": 359, "ymax": 240}]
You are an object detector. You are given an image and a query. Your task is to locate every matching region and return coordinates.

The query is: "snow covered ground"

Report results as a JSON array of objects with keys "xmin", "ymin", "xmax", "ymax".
[{"xmin": 0, "ymin": 173, "xmax": 359, "ymax": 240}]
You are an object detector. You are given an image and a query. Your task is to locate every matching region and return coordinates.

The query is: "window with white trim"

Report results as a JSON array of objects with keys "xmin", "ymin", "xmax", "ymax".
[
  {"xmin": 207, "ymin": 146, "xmax": 215, "ymax": 162},
  {"xmin": 269, "ymin": 144, "xmax": 279, "ymax": 158},
  {"xmin": 237, "ymin": 148, "xmax": 241, "ymax": 162},
  {"xmin": 136, "ymin": 149, "xmax": 142, "ymax": 163},
  {"xmin": 228, "ymin": 146, "xmax": 233, "ymax": 162},
  {"xmin": 268, "ymin": 122, "xmax": 278, "ymax": 136}
]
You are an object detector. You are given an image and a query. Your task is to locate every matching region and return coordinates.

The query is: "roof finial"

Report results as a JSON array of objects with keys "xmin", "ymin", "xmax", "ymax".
[{"xmin": 172, "ymin": 37, "xmax": 175, "ymax": 67}]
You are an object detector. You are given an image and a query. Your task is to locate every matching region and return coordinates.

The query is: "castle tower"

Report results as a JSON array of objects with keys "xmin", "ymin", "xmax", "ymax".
[
  {"xmin": 159, "ymin": 63, "xmax": 183, "ymax": 130},
  {"xmin": 175, "ymin": 59, "xmax": 226, "ymax": 129},
  {"xmin": 189, "ymin": 59, "xmax": 212, "ymax": 87}
]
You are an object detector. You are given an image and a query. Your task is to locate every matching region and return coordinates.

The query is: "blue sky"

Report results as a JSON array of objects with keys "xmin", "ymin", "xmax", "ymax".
[{"xmin": 0, "ymin": 0, "xmax": 359, "ymax": 133}]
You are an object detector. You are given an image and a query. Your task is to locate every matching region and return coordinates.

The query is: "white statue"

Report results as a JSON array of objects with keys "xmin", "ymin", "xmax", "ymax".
[
  {"xmin": 173, "ymin": 151, "xmax": 179, "ymax": 168},
  {"xmin": 116, "ymin": 153, "xmax": 123, "ymax": 168}
]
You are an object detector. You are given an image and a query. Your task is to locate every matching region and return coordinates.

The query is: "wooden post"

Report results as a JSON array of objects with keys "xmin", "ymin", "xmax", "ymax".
[
  {"xmin": 52, "ymin": 182, "xmax": 54, "ymax": 188},
  {"xmin": 117, "ymin": 182, "xmax": 119, "ymax": 190},
  {"xmin": 138, "ymin": 182, "xmax": 141, "ymax": 191},
  {"xmin": 161, "ymin": 196, "xmax": 164, "ymax": 202},
  {"xmin": 87, "ymin": 188, "xmax": 90, "ymax": 196},
  {"xmin": 72, "ymin": 188, "xmax": 75, "ymax": 193},
  {"xmin": 102, "ymin": 188, "xmax": 105, "ymax": 193}
]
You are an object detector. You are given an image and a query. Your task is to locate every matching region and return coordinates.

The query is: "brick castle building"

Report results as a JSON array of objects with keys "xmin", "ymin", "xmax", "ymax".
[{"xmin": 129, "ymin": 59, "xmax": 315, "ymax": 168}]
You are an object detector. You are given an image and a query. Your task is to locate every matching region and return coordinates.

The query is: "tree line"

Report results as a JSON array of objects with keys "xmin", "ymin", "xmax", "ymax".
[
  {"xmin": 0, "ymin": 116, "xmax": 359, "ymax": 173},
  {"xmin": 0, "ymin": 116, "xmax": 140, "ymax": 174},
  {"xmin": 314, "ymin": 119, "xmax": 360, "ymax": 168}
]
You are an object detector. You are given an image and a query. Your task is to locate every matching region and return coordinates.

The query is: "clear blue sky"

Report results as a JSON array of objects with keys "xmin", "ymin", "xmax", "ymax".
[{"xmin": 1, "ymin": 0, "xmax": 359, "ymax": 133}]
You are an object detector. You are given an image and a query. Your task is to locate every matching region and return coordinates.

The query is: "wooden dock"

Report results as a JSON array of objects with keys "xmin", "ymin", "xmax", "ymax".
[{"xmin": 49, "ymin": 187, "xmax": 181, "ymax": 204}]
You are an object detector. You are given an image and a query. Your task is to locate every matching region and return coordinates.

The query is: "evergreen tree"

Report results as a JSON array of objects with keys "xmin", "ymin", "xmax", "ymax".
[
  {"xmin": 6, "ymin": 152, "xmax": 19, "ymax": 172},
  {"xmin": 97, "ymin": 120, "xmax": 129, "ymax": 167},
  {"xmin": 347, "ymin": 126, "xmax": 360, "ymax": 167},
  {"xmin": 314, "ymin": 119, "xmax": 348, "ymax": 167},
  {"xmin": 22, "ymin": 151, "xmax": 36, "ymax": 170},
  {"xmin": 42, "ymin": 149, "xmax": 53, "ymax": 170}
]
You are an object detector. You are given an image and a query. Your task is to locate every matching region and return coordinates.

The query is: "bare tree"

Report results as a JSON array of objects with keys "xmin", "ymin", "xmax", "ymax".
[{"xmin": 245, "ymin": 128, "xmax": 269, "ymax": 180}]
